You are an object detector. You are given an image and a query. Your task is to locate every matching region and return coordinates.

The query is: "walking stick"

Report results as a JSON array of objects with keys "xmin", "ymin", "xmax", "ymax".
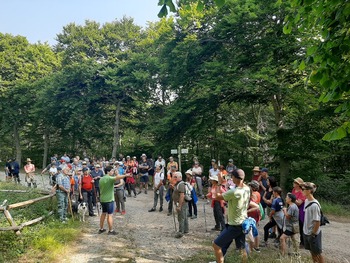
[
  {"xmin": 203, "ymin": 203, "xmax": 208, "ymax": 232},
  {"xmin": 67, "ymin": 192, "xmax": 74, "ymax": 221},
  {"xmin": 172, "ymin": 200, "xmax": 177, "ymax": 233}
]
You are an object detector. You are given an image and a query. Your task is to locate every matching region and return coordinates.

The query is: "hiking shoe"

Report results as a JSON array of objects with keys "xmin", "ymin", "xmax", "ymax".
[
  {"xmin": 167, "ymin": 212, "xmax": 172, "ymax": 216},
  {"xmin": 89, "ymin": 214, "xmax": 97, "ymax": 217},
  {"xmin": 191, "ymin": 215, "xmax": 197, "ymax": 219},
  {"xmin": 269, "ymin": 232, "xmax": 277, "ymax": 239},
  {"xmin": 148, "ymin": 208, "xmax": 156, "ymax": 212},
  {"xmin": 121, "ymin": 211, "xmax": 126, "ymax": 215},
  {"xmin": 108, "ymin": 230, "xmax": 117, "ymax": 235},
  {"xmin": 211, "ymin": 227, "xmax": 221, "ymax": 231},
  {"xmin": 253, "ymin": 247, "xmax": 261, "ymax": 253},
  {"xmin": 175, "ymin": 232, "xmax": 183, "ymax": 238},
  {"xmin": 159, "ymin": 207, "xmax": 163, "ymax": 212},
  {"xmin": 98, "ymin": 229, "xmax": 106, "ymax": 234}
]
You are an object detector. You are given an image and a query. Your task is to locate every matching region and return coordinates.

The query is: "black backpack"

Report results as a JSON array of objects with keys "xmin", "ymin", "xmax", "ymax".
[{"xmin": 304, "ymin": 202, "xmax": 330, "ymax": 226}]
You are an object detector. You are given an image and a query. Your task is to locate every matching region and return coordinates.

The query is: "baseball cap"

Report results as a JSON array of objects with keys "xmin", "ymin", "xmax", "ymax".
[
  {"xmin": 82, "ymin": 167, "xmax": 89, "ymax": 172},
  {"xmin": 211, "ymin": 159, "xmax": 216, "ymax": 162},
  {"xmin": 57, "ymin": 167, "xmax": 62, "ymax": 171},
  {"xmin": 261, "ymin": 168, "xmax": 268, "ymax": 172},
  {"xmin": 228, "ymin": 159, "xmax": 233, "ymax": 163}
]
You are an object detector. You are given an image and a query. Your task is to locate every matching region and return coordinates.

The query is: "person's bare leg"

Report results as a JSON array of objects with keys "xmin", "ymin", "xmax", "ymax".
[
  {"xmin": 280, "ymin": 234, "xmax": 287, "ymax": 256},
  {"xmin": 107, "ymin": 214, "xmax": 113, "ymax": 231},
  {"xmin": 212, "ymin": 242, "xmax": 224, "ymax": 263},
  {"xmin": 99, "ymin": 213, "xmax": 106, "ymax": 229}
]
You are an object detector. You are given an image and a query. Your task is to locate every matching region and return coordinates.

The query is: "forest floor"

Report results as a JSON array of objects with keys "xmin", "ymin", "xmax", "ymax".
[{"xmin": 2, "ymin": 172, "xmax": 350, "ymax": 263}]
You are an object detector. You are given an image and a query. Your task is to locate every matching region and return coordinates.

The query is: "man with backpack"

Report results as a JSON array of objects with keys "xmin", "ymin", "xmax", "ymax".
[
  {"xmin": 301, "ymin": 182, "xmax": 325, "ymax": 263},
  {"xmin": 172, "ymin": 172, "xmax": 189, "ymax": 238}
]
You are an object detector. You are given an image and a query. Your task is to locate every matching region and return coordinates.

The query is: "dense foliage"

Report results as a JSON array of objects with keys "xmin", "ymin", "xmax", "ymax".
[{"xmin": 0, "ymin": 0, "xmax": 349, "ymax": 203}]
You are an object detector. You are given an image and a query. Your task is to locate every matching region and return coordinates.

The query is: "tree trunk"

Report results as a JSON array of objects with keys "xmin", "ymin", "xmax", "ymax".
[
  {"xmin": 271, "ymin": 94, "xmax": 290, "ymax": 191},
  {"xmin": 111, "ymin": 100, "xmax": 121, "ymax": 159},
  {"xmin": 13, "ymin": 123, "xmax": 22, "ymax": 167},
  {"xmin": 42, "ymin": 129, "xmax": 49, "ymax": 169}
]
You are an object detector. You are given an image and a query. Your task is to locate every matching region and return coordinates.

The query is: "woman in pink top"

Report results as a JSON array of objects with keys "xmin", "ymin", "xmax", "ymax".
[
  {"xmin": 291, "ymin": 177, "xmax": 306, "ymax": 247},
  {"xmin": 24, "ymin": 158, "xmax": 36, "ymax": 188},
  {"xmin": 207, "ymin": 174, "xmax": 226, "ymax": 231}
]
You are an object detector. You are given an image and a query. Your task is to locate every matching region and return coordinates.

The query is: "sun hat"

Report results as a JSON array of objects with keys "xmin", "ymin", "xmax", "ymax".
[
  {"xmin": 293, "ymin": 177, "xmax": 304, "ymax": 185},
  {"xmin": 252, "ymin": 166, "xmax": 260, "ymax": 172},
  {"xmin": 185, "ymin": 169, "xmax": 192, "ymax": 175},
  {"xmin": 26, "ymin": 158, "xmax": 32, "ymax": 162}
]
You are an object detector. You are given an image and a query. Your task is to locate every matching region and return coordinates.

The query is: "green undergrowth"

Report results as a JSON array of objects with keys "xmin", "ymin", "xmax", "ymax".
[
  {"xmin": 319, "ymin": 199, "xmax": 350, "ymax": 219},
  {"xmin": 0, "ymin": 182, "xmax": 82, "ymax": 262}
]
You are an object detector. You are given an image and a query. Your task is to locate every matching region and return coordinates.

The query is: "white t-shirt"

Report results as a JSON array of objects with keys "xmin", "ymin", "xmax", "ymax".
[
  {"xmin": 303, "ymin": 199, "xmax": 321, "ymax": 235},
  {"xmin": 154, "ymin": 159, "xmax": 165, "ymax": 173},
  {"xmin": 154, "ymin": 172, "xmax": 164, "ymax": 187},
  {"xmin": 192, "ymin": 166, "xmax": 202, "ymax": 176},
  {"xmin": 49, "ymin": 167, "xmax": 57, "ymax": 175},
  {"xmin": 209, "ymin": 168, "xmax": 219, "ymax": 177}
]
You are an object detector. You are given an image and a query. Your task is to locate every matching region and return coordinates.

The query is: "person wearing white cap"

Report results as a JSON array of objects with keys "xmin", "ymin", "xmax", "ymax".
[{"xmin": 185, "ymin": 169, "xmax": 198, "ymax": 219}]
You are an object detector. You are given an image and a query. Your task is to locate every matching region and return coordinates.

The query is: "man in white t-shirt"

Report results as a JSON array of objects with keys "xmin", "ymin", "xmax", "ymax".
[
  {"xmin": 154, "ymin": 156, "xmax": 165, "ymax": 174},
  {"xmin": 148, "ymin": 165, "xmax": 165, "ymax": 212}
]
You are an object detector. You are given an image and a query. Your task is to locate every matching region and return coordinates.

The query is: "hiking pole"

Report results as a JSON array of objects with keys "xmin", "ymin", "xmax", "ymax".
[
  {"xmin": 67, "ymin": 192, "xmax": 74, "ymax": 221},
  {"xmin": 172, "ymin": 202, "xmax": 177, "ymax": 233},
  {"xmin": 203, "ymin": 203, "xmax": 208, "ymax": 232}
]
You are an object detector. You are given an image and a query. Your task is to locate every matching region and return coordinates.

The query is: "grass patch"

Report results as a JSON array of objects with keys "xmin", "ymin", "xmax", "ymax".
[
  {"xmin": 0, "ymin": 182, "xmax": 82, "ymax": 263},
  {"xmin": 319, "ymin": 199, "xmax": 350, "ymax": 218}
]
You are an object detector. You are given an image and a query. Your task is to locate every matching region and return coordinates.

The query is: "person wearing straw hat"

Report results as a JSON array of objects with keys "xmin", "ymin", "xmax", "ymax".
[
  {"xmin": 24, "ymin": 158, "xmax": 36, "ymax": 188},
  {"xmin": 292, "ymin": 177, "xmax": 306, "ymax": 248},
  {"xmin": 252, "ymin": 166, "xmax": 260, "ymax": 181}
]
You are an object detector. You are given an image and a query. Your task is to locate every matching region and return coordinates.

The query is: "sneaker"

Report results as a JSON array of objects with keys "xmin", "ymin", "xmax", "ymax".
[
  {"xmin": 89, "ymin": 214, "xmax": 97, "ymax": 217},
  {"xmin": 148, "ymin": 208, "xmax": 156, "ymax": 212},
  {"xmin": 269, "ymin": 232, "xmax": 277, "ymax": 239},
  {"xmin": 211, "ymin": 227, "xmax": 221, "ymax": 231},
  {"xmin": 98, "ymin": 229, "xmax": 106, "ymax": 234},
  {"xmin": 253, "ymin": 247, "xmax": 261, "ymax": 253},
  {"xmin": 191, "ymin": 215, "xmax": 197, "ymax": 219},
  {"xmin": 167, "ymin": 212, "xmax": 172, "ymax": 216},
  {"xmin": 121, "ymin": 211, "xmax": 126, "ymax": 215},
  {"xmin": 159, "ymin": 207, "xmax": 163, "ymax": 212},
  {"xmin": 108, "ymin": 230, "xmax": 117, "ymax": 235},
  {"xmin": 115, "ymin": 209, "xmax": 120, "ymax": 213},
  {"xmin": 175, "ymin": 232, "xmax": 183, "ymax": 238},
  {"xmin": 262, "ymin": 241, "xmax": 269, "ymax": 247}
]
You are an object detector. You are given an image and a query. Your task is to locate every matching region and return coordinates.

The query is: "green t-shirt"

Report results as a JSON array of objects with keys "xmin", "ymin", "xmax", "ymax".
[
  {"xmin": 99, "ymin": 175, "xmax": 117, "ymax": 203},
  {"xmin": 223, "ymin": 184, "xmax": 250, "ymax": 225}
]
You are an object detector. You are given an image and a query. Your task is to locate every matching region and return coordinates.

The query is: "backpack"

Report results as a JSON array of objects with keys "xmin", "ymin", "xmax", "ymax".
[
  {"xmin": 304, "ymin": 201, "xmax": 330, "ymax": 226},
  {"xmin": 177, "ymin": 181, "xmax": 192, "ymax": 201}
]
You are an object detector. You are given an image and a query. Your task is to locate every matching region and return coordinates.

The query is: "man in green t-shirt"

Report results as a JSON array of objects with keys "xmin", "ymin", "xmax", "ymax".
[
  {"xmin": 211, "ymin": 169, "xmax": 250, "ymax": 263},
  {"xmin": 98, "ymin": 166, "xmax": 130, "ymax": 235}
]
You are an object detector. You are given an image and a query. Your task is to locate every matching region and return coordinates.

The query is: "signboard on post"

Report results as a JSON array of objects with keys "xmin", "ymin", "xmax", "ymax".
[
  {"xmin": 171, "ymin": 149, "xmax": 178, "ymax": 154},
  {"xmin": 181, "ymin": 149, "xmax": 188, "ymax": 154}
]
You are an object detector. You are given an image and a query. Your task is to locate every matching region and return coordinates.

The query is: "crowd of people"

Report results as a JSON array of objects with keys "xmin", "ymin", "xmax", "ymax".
[{"xmin": 3, "ymin": 154, "xmax": 324, "ymax": 263}]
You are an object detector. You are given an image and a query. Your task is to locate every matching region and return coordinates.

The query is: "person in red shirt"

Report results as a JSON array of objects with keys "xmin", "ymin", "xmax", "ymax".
[{"xmin": 79, "ymin": 168, "xmax": 96, "ymax": 216}]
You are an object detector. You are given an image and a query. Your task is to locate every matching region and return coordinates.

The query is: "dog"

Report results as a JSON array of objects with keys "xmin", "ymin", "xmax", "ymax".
[{"xmin": 77, "ymin": 202, "xmax": 88, "ymax": 222}]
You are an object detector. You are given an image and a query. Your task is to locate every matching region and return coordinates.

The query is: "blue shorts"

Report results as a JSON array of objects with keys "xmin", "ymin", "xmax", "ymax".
[
  {"xmin": 214, "ymin": 225, "xmax": 245, "ymax": 255},
  {"xmin": 304, "ymin": 232, "xmax": 322, "ymax": 254},
  {"xmin": 140, "ymin": 174, "xmax": 149, "ymax": 183},
  {"xmin": 101, "ymin": 201, "xmax": 114, "ymax": 214}
]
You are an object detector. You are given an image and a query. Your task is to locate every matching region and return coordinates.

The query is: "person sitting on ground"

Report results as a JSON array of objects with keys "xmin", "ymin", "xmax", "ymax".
[
  {"xmin": 263, "ymin": 186, "xmax": 284, "ymax": 247},
  {"xmin": 98, "ymin": 166, "xmax": 131, "ymax": 235},
  {"xmin": 172, "ymin": 172, "xmax": 189, "ymax": 238},
  {"xmin": 207, "ymin": 174, "xmax": 226, "ymax": 231},
  {"xmin": 148, "ymin": 165, "xmax": 165, "ymax": 212},
  {"xmin": 280, "ymin": 192, "xmax": 299, "ymax": 257}
]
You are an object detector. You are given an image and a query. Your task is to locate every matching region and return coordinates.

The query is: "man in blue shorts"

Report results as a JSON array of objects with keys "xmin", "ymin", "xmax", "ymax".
[
  {"xmin": 302, "ymin": 182, "xmax": 325, "ymax": 263},
  {"xmin": 211, "ymin": 169, "xmax": 250, "ymax": 263},
  {"xmin": 98, "ymin": 166, "xmax": 131, "ymax": 235}
]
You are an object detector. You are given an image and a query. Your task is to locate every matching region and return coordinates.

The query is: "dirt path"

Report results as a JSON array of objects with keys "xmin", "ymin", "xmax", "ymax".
[{"xmin": 60, "ymin": 191, "xmax": 350, "ymax": 263}]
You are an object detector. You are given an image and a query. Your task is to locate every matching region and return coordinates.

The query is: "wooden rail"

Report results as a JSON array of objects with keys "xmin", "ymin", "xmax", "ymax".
[{"xmin": 0, "ymin": 191, "xmax": 55, "ymax": 234}]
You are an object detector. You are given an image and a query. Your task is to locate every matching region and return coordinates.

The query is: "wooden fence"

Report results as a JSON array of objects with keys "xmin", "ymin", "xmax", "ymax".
[{"xmin": 0, "ymin": 190, "xmax": 55, "ymax": 235}]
